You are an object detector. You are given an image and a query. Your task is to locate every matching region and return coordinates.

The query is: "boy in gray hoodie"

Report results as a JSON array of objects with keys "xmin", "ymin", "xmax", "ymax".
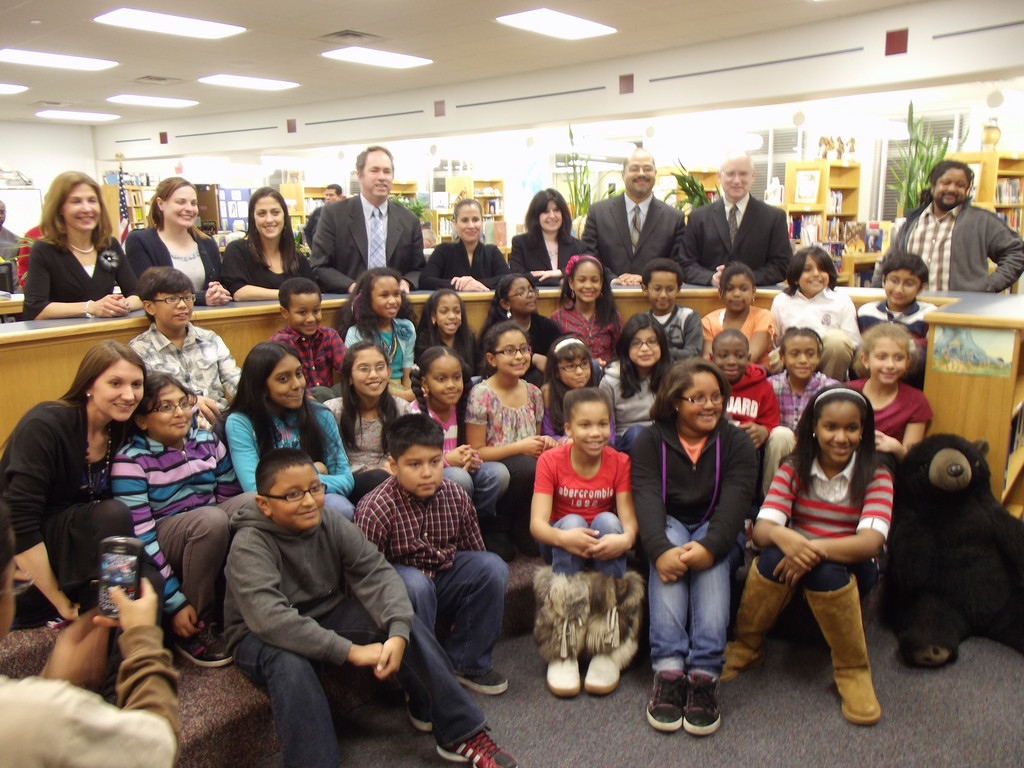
[{"xmin": 224, "ymin": 448, "xmax": 517, "ymax": 768}]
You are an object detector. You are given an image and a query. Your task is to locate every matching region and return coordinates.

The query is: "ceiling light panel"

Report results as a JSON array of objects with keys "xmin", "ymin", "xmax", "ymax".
[
  {"xmin": 322, "ymin": 47, "xmax": 432, "ymax": 69},
  {"xmin": 495, "ymin": 9, "xmax": 616, "ymax": 40},
  {"xmin": 36, "ymin": 109, "xmax": 120, "ymax": 121},
  {"xmin": 107, "ymin": 94, "xmax": 199, "ymax": 108},
  {"xmin": 94, "ymin": 9, "xmax": 245, "ymax": 40},
  {"xmin": 0, "ymin": 83, "xmax": 28, "ymax": 95},
  {"xmin": 0, "ymin": 48, "xmax": 117, "ymax": 71},
  {"xmin": 198, "ymin": 74, "xmax": 299, "ymax": 91}
]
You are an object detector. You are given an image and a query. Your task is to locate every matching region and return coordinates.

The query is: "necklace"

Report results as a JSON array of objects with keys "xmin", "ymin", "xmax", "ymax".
[
  {"xmin": 85, "ymin": 424, "xmax": 112, "ymax": 499},
  {"xmin": 69, "ymin": 242, "xmax": 96, "ymax": 254}
]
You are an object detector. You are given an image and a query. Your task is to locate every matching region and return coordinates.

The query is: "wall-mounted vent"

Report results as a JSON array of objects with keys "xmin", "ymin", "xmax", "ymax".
[
  {"xmin": 317, "ymin": 29, "xmax": 382, "ymax": 44},
  {"xmin": 134, "ymin": 75, "xmax": 184, "ymax": 86}
]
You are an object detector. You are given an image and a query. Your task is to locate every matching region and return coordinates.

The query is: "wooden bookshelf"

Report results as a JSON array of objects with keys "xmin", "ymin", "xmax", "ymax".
[
  {"xmin": 657, "ymin": 166, "xmax": 719, "ymax": 221},
  {"xmin": 947, "ymin": 150, "xmax": 1024, "ymax": 237},
  {"xmin": 390, "ymin": 181, "xmax": 418, "ymax": 201},
  {"xmin": 427, "ymin": 177, "xmax": 506, "ymax": 247},
  {"xmin": 101, "ymin": 184, "xmax": 154, "ymax": 234},
  {"xmin": 784, "ymin": 159, "xmax": 861, "ymax": 243},
  {"xmin": 278, "ymin": 183, "xmax": 330, "ymax": 228}
]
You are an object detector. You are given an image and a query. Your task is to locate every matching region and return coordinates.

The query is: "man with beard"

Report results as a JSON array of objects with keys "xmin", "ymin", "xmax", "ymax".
[
  {"xmin": 582, "ymin": 147, "xmax": 685, "ymax": 286},
  {"xmin": 872, "ymin": 160, "xmax": 1024, "ymax": 292}
]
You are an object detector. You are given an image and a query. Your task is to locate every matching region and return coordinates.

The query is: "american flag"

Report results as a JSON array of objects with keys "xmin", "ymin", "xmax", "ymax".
[{"xmin": 117, "ymin": 167, "xmax": 130, "ymax": 245}]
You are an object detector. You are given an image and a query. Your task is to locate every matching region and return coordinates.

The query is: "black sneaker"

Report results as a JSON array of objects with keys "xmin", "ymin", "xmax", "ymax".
[
  {"xmin": 437, "ymin": 730, "xmax": 518, "ymax": 768},
  {"xmin": 683, "ymin": 671, "xmax": 721, "ymax": 736},
  {"xmin": 646, "ymin": 670, "xmax": 685, "ymax": 732},
  {"xmin": 175, "ymin": 623, "xmax": 233, "ymax": 668},
  {"xmin": 455, "ymin": 668, "xmax": 509, "ymax": 695}
]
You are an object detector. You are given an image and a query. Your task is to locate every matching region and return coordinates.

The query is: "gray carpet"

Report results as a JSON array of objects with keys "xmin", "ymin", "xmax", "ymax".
[{"xmin": 257, "ymin": 623, "xmax": 1024, "ymax": 767}]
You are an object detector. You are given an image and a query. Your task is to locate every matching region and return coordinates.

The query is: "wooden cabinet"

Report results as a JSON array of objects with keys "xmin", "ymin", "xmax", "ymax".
[
  {"xmin": 784, "ymin": 159, "xmax": 860, "ymax": 243},
  {"xmin": 101, "ymin": 184, "xmax": 154, "ymax": 234},
  {"xmin": 947, "ymin": 151, "xmax": 1024, "ymax": 236},
  {"xmin": 923, "ymin": 293, "xmax": 1024, "ymax": 517}
]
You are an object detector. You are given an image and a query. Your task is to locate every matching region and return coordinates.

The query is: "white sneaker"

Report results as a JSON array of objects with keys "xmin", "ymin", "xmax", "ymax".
[
  {"xmin": 584, "ymin": 653, "xmax": 620, "ymax": 695},
  {"xmin": 546, "ymin": 657, "xmax": 580, "ymax": 697}
]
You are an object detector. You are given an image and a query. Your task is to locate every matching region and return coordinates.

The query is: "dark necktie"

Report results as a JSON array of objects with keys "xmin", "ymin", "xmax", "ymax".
[{"xmin": 728, "ymin": 204, "xmax": 739, "ymax": 245}]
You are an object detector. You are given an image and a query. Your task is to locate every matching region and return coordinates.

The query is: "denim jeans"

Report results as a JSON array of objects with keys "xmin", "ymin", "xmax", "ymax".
[
  {"xmin": 757, "ymin": 545, "xmax": 879, "ymax": 595},
  {"xmin": 234, "ymin": 599, "xmax": 486, "ymax": 767},
  {"xmin": 393, "ymin": 550, "xmax": 508, "ymax": 675},
  {"xmin": 443, "ymin": 461, "xmax": 510, "ymax": 520},
  {"xmin": 323, "ymin": 492, "xmax": 355, "ymax": 521},
  {"xmin": 539, "ymin": 512, "xmax": 626, "ymax": 578},
  {"xmin": 647, "ymin": 517, "xmax": 732, "ymax": 676},
  {"xmin": 615, "ymin": 424, "xmax": 649, "ymax": 456}
]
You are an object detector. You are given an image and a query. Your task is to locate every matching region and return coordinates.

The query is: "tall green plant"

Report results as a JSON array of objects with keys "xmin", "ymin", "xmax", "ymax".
[
  {"xmin": 888, "ymin": 102, "xmax": 949, "ymax": 214},
  {"xmin": 391, "ymin": 194, "xmax": 426, "ymax": 221},
  {"xmin": 565, "ymin": 125, "xmax": 593, "ymax": 217},
  {"xmin": 667, "ymin": 161, "xmax": 712, "ymax": 211}
]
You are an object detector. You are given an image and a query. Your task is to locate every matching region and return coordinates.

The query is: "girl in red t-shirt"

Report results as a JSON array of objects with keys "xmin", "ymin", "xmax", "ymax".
[{"xmin": 530, "ymin": 388, "xmax": 641, "ymax": 699}]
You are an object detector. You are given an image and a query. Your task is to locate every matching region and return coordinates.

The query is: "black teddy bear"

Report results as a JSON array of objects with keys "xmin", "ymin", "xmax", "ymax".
[{"xmin": 884, "ymin": 433, "xmax": 1024, "ymax": 666}]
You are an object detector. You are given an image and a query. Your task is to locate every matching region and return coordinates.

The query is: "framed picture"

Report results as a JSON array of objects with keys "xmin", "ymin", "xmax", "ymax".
[{"xmin": 794, "ymin": 170, "xmax": 821, "ymax": 204}]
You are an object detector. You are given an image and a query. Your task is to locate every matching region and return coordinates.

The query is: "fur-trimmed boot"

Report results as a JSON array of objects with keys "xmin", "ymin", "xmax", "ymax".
[
  {"xmin": 533, "ymin": 567, "xmax": 591, "ymax": 697},
  {"xmin": 582, "ymin": 571, "xmax": 645, "ymax": 695},
  {"xmin": 721, "ymin": 559, "xmax": 794, "ymax": 681},
  {"xmin": 805, "ymin": 577, "xmax": 881, "ymax": 726}
]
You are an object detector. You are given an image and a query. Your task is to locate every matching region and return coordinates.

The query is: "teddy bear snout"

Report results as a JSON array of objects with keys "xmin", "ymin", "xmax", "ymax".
[{"xmin": 947, "ymin": 464, "xmax": 963, "ymax": 478}]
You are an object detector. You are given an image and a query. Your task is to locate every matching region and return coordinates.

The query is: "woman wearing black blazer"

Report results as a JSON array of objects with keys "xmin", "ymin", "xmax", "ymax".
[
  {"xmin": 419, "ymin": 198, "xmax": 510, "ymax": 291},
  {"xmin": 508, "ymin": 188, "xmax": 582, "ymax": 287},
  {"xmin": 125, "ymin": 177, "xmax": 231, "ymax": 306}
]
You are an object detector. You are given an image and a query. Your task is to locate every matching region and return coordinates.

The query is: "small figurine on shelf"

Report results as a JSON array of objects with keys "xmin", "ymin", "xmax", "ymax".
[
  {"xmin": 834, "ymin": 137, "xmax": 845, "ymax": 160},
  {"xmin": 817, "ymin": 136, "xmax": 834, "ymax": 160},
  {"xmin": 845, "ymin": 137, "xmax": 857, "ymax": 161}
]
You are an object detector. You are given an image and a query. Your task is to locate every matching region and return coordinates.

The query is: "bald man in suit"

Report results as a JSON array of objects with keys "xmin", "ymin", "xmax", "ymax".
[
  {"xmin": 311, "ymin": 146, "xmax": 423, "ymax": 293},
  {"xmin": 680, "ymin": 152, "xmax": 791, "ymax": 287},
  {"xmin": 581, "ymin": 148, "xmax": 686, "ymax": 285}
]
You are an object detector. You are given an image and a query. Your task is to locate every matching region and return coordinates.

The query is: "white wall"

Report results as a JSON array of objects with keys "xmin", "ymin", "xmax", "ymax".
[{"xmin": 0, "ymin": 122, "xmax": 96, "ymax": 193}]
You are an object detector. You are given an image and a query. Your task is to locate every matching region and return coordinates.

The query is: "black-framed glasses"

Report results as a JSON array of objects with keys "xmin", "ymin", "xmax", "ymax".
[
  {"xmin": 559, "ymin": 361, "xmax": 589, "ymax": 373},
  {"xmin": 496, "ymin": 345, "xmax": 531, "ymax": 358},
  {"xmin": 629, "ymin": 338, "xmax": 657, "ymax": 349},
  {"xmin": 262, "ymin": 483, "xmax": 326, "ymax": 502},
  {"xmin": 679, "ymin": 393, "xmax": 723, "ymax": 406},
  {"xmin": 149, "ymin": 394, "xmax": 198, "ymax": 414},
  {"xmin": 152, "ymin": 294, "xmax": 196, "ymax": 305}
]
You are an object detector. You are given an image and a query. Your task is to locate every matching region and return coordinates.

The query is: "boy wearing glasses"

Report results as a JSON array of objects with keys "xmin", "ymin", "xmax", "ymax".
[
  {"xmin": 355, "ymin": 415, "xmax": 510, "ymax": 697},
  {"xmin": 225, "ymin": 448, "xmax": 519, "ymax": 768},
  {"xmin": 271, "ymin": 277, "xmax": 346, "ymax": 402},
  {"xmin": 641, "ymin": 258, "xmax": 702, "ymax": 361},
  {"xmin": 857, "ymin": 251, "xmax": 935, "ymax": 388},
  {"xmin": 130, "ymin": 266, "xmax": 240, "ymax": 424}
]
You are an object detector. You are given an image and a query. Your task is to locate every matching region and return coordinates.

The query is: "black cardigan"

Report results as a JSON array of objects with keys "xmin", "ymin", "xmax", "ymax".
[
  {"xmin": 23, "ymin": 238, "xmax": 137, "ymax": 321},
  {"xmin": 419, "ymin": 241, "xmax": 510, "ymax": 290},
  {"xmin": 508, "ymin": 233, "xmax": 583, "ymax": 286},
  {"xmin": 124, "ymin": 227, "xmax": 222, "ymax": 304},
  {"xmin": 631, "ymin": 418, "xmax": 755, "ymax": 562}
]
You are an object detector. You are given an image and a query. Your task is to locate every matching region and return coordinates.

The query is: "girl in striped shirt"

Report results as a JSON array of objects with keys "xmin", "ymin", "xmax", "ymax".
[{"xmin": 723, "ymin": 386, "xmax": 892, "ymax": 727}]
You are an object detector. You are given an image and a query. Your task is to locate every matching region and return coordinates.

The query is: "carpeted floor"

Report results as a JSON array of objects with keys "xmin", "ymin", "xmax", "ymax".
[{"xmin": 255, "ymin": 618, "xmax": 1024, "ymax": 767}]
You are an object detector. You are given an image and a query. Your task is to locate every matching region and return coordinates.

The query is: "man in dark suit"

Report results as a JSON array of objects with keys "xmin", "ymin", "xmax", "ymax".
[
  {"xmin": 581, "ymin": 148, "xmax": 685, "ymax": 285},
  {"xmin": 302, "ymin": 183, "xmax": 342, "ymax": 246},
  {"xmin": 311, "ymin": 146, "xmax": 424, "ymax": 293},
  {"xmin": 680, "ymin": 152, "xmax": 791, "ymax": 287}
]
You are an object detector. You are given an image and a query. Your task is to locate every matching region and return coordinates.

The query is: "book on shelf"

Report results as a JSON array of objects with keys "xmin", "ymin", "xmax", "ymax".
[
  {"xmin": 995, "ymin": 178, "xmax": 1022, "ymax": 205},
  {"xmin": 843, "ymin": 222, "xmax": 867, "ymax": 253},
  {"xmin": 995, "ymin": 209, "xmax": 1023, "ymax": 232},
  {"xmin": 865, "ymin": 221, "xmax": 892, "ymax": 253},
  {"xmin": 827, "ymin": 190, "xmax": 843, "ymax": 214}
]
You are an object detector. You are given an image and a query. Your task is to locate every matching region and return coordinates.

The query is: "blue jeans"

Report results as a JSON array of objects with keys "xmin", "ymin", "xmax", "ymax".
[
  {"xmin": 648, "ymin": 517, "xmax": 733, "ymax": 676},
  {"xmin": 234, "ymin": 599, "xmax": 485, "ymax": 767},
  {"xmin": 540, "ymin": 512, "xmax": 626, "ymax": 578},
  {"xmin": 615, "ymin": 424, "xmax": 648, "ymax": 455},
  {"xmin": 757, "ymin": 546, "xmax": 879, "ymax": 595},
  {"xmin": 323, "ymin": 493, "xmax": 355, "ymax": 521},
  {"xmin": 393, "ymin": 550, "xmax": 508, "ymax": 675},
  {"xmin": 443, "ymin": 461, "xmax": 510, "ymax": 520}
]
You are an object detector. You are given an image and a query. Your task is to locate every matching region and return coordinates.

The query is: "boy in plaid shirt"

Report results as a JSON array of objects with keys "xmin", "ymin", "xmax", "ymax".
[
  {"xmin": 355, "ymin": 414, "xmax": 510, "ymax": 696},
  {"xmin": 271, "ymin": 277, "xmax": 345, "ymax": 402}
]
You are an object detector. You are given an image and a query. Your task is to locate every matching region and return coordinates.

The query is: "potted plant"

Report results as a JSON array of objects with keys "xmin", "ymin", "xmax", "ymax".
[
  {"xmin": 392, "ymin": 195, "xmax": 427, "ymax": 221},
  {"xmin": 564, "ymin": 125, "xmax": 594, "ymax": 220},
  {"xmin": 888, "ymin": 102, "xmax": 950, "ymax": 215},
  {"xmin": 666, "ymin": 161, "xmax": 713, "ymax": 215}
]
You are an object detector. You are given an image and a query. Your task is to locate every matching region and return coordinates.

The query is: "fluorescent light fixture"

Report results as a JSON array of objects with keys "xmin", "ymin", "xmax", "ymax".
[
  {"xmin": 94, "ymin": 9, "xmax": 245, "ymax": 40},
  {"xmin": 0, "ymin": 48, "xmax": 117, "ymax": 71},
  {"xmin": 36, "ymin": 109, "xmax": 120, "ymax": 121},
  {"xmin": 0, "ymin": 83, "xmax": 28, "ymax": 95},
  {"xmin": 495, "ymin": 9, "xmax": 615, "ymax": 40},
  {"xmin": 198, "ymin": 74, "xmax": 299, "ymax": 91},
  {"xmin": 107, "ymin": 94, "xmax": 198, "ymax": 108},
  {"xmin": 322, "ymin": 47, "xmax": 431, "ymax": 69}
]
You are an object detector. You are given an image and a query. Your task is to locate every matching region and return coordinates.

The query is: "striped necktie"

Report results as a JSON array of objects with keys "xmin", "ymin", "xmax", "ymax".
[
  {"xmin": 631, "ymin": 204, "xmax": 641, "ymax": 252},
  {"xmin": 369, "ymin": 207, "xmax": 386, "ymax": 268}
]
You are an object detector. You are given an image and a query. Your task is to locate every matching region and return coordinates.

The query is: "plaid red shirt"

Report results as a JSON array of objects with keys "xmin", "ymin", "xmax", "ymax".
[
  {"xmin": 270, "ymin": 325, "xmax": 346, "ymax": 388},
  {"xmin": 354, "ymin": 476, "xmax": 484, "ymax": 578},
  {"xmin": 551, "ymin": 306, "xmax": 623, "ymax": 364}
]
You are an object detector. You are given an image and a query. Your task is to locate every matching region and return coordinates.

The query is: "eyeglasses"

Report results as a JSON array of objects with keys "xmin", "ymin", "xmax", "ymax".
[
  {"xmin": 559, "ymin": 361, "xmax": 589, "ymax": 373},
  {"xmin": 883, "ymin": 276, "xmax": 921, "ymax": 291},
  {"xmin": 679, "ymin": 393, "xmax": 724, "ymax": 406},
  {"xmin": 496, "ymin": 345, "xmax": 532, "ymax": 358},
  {"xmin": 509, "ymin": 288, "xmax": 536, "ymax": 299},
  {"xmin": 262, "ymin": 482, "xmax": 326, "ymax": 502},
  {"xmin": 721, "ymin": 171, "xmax": 752, "ymax": 180},
  {"xmin": 629, "ymin": 338, "xmax": 657, "ymax": 350},
  {"xmin": 152, "ymin": 294, "xmax": 197, "ymax": 305},
  {"xmin": 149, "ymin": 394, "xmax": 198, "ymax": 414},
  {"xmin": 355, "ymin": 363, "xmax": 390, "ymax": 375}
]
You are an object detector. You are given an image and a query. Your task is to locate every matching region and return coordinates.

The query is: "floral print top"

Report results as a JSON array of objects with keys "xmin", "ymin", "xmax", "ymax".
[{"xmin": 466, "ymin": 380, "xmax": 544, "ymax": 446}]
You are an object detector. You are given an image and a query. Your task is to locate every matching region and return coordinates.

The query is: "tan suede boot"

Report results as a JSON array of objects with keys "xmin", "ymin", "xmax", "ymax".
[
  {"xmin": 805, "ymin": 577, "xmax": 881, "ymax": 726},
  {"xmin": 721, "ymin": 559, "xmax": 794, "ymax": 682}
]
